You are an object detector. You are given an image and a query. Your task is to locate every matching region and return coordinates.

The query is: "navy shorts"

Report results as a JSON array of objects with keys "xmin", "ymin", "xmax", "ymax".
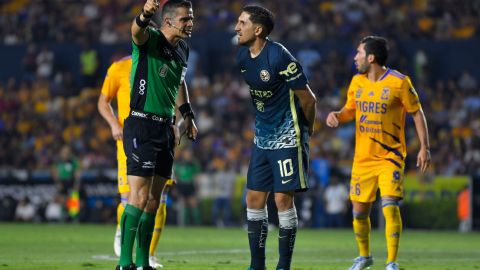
[
  {"xmin": 123, "ymin": 116, "xmax": 175, "ymax": 178},
  {"xmin": 247, "ymin": 143, "xmax": 310, "ymax": 193}
]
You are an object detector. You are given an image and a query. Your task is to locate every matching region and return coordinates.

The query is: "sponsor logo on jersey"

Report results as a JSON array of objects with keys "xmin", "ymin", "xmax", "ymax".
[
  {"xmin": 359, "ymin": 115, "xmax": 382, "ymax": 125},
  {"xmin": 131, "ymin": 110, "xmax": 147, "ymax": 118},
  {"xmin": 279, "ymin": 62, "xmax": 298, "ymax": 76},
  {"xmin": 260, "ymin": 70, "xmax": 270, "ymax": 82},
  {"xmin": 381, "ymin": 88, "xmax": 390, "ymax": 100},
  {"xmin": 159, "ymin": 64, "xmax": 168, "ymax": 78},
  {"xmin": 139, "ymin": 79, "xmax": 146, "ymax": 95},
  {"xmin": 254, "ymin": 99, "xmax": 265, "ymax": 112},
  {"xmin": 356, "ymin": 101, "xmax": 387, "ymax": 114},
  {"xmin": 359, "ymin": 125, "xmax": 381, "ymax": 134},
  {"xmin": 250, "ymin": 89, "xmax": 273, "ymax": 98},
  {"xmin": 356, "ymin": 88, "xmax": 363, "ymax": 98},
  {"xmin": 279, "ymin": 62, "xmax": 303, "ymax": 82},
  {"xmin": 393, "ymin": 170, "xmax": 401, "ymax": 183},
  {"xmin": 151, "ymin": 115, "xmax": 165, "ymax": 122}
]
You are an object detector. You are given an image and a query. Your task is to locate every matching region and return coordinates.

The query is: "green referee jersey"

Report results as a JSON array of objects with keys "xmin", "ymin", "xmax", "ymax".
[{"xmin": 130, "ymin": 27, "xmax": 189, "ymax": 117}]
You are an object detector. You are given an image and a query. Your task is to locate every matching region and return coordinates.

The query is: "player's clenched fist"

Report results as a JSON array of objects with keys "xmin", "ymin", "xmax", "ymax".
[
  {"xmin": 326, "ymin": 111, "xmax": 340, "ymax": 128},
  {"xmin": 143, "ymin": 0, "xmax": 160, "ymax": 16}
]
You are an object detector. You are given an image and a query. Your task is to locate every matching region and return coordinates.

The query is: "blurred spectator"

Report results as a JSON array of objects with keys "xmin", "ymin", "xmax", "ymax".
[
  {"xmin": 457, "ymin": 185, "xmax": 471, "ymax": 232},
  {"xmin": 323, "ymin": 175, "xmax": 349, "ymax": 228},
  {"xmin": 22, "ymin": 44, "xmax": 37, "ymax": 83},
  {"xmin": 45, "ymin": 194, "xmax": 64, "ymax": 222},
  {"xmin": 458, "ymin": 70, "xmax": 477, "ymax": 93},
  {"xmin": 175, "ymin": 149, "xmax": 201, "ymax": 225},
  {"xmin": 14, "ymin": 197, "xmax": 36, "ymax": 222},
  {"xmin": 36, "ymin": 45, "xmax": 54, "ymax": 80},
  {"xmin": 211, "ymin": 159, "xmax": 236, "ymax": 227},
  {"xmin": 52, "ymin": 145, "xmax": 81, "ymax": 195},
  {"xmin": 79, "ymin": 40, "xmax": 99, "ymax": 88},
  {"xmin": 296, "ymin": 45, "xmax": 321, "ymax": 78},
  {"xmin": 0, "ymin": 196, "xmax": 16, "ymax": 221},
  {"xmin": 0, "ymin": 0, "xmax": 478, "ymax": 45}
]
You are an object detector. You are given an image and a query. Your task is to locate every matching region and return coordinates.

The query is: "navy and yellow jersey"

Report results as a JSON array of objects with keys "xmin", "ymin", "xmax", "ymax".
[
  {"xmin": 344, "ymin": 68, "xmax": 422, "ymax": 166},
  {"xmin": 130, "ymin": 27, "xmax": 189, "ymax": 117},
  {"xmin": 237, "ymin": 39, "xmax": 309, "ymax": 150}
]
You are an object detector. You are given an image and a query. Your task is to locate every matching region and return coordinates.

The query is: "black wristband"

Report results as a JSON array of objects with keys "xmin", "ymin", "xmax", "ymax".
[
  {"xmin": 141, "ymin": 9, "xmax": 154, "ymax": 19},
  {"xmin": 135, "ymin": 14, "xmax": 150, "ymax": 28},
  {"xmin": 179, "ymin": 103, "xmax": 195, "ymax": 119}
]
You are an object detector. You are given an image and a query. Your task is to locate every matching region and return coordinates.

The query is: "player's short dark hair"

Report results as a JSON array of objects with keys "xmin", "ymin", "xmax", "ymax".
[
  {"xmin": 360, "ymin": 36, "xmax": 389, "ymax": 66},
  {"xmin": 242, "ymin": 5, "xmax": 274, "ymax": 38},
  {"xmin": 161, "ymin": 0, "xmax": 192, "ymax": 21}
]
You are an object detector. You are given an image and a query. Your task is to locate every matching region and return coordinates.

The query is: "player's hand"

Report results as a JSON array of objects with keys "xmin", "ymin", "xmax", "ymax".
[
  {"xmin": 184, "ymin": 117, "xmax": 198, "ymax": 141},
  {"xmin": 172, "ymin": 124, "xmax": 180, "ymax": 146},
  {"xmin": 111, "ymin": 122, "xmax": 123, "ymax": 141},
  {"xmin": 143, "ymin": 0, "xmax": 159, "ymax": 17},
  {"xmin": 416, "ymin": 147, "xmax": 431, "ymax": 173},
  {"xmin": 326, "ymin": 111, "xmax": 340, "ymax": 128}
]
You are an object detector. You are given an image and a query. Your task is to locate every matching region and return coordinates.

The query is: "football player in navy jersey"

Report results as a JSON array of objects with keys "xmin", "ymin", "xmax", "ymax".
[{"xmin": 235, "ymin": 5, "xmax": 317, "ymax": 270}]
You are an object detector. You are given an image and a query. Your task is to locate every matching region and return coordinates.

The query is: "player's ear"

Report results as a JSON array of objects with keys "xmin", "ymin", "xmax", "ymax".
[
  {"xmin": 254, "ymin": 25, "xmax": 263, "ymax": 37},
  {"xmin": 367, "ymin": 54, "xmax": 375, "ymax": 64},
  {"xmin": 164, "ymin": 17, "xmax": 171, "ymax": 26}
]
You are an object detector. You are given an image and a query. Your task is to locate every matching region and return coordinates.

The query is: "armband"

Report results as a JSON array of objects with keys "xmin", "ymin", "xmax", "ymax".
[
  {"xmin": 135, "ymin": 14, "xmax": 150, "ymax": 28},
  {"xmin": 179, "ymin": 103, "xmax": 195, "ymax": 119}
]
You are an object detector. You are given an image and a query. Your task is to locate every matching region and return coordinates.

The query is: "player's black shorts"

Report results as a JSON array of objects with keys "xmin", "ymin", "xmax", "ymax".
[{"xmin": 123, "ymin": 111, "xmax": 175, "ymax": 178}]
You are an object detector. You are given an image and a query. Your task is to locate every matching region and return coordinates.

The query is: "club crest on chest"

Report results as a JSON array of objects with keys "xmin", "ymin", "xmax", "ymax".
[{"xmin": 260, "ymin": 70, "xmax": 270, "ymax": 82}]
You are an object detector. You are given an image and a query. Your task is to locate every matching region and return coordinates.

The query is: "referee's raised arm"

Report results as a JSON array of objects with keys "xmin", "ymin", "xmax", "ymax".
[{"xmin": 131, "ymin": 0, "xmax": 159, "ymax": 45}]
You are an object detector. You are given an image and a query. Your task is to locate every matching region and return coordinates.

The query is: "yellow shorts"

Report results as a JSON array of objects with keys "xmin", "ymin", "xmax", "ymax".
[
  {"xmin": 117, "ymin": 141, "xmax": 176, "ymax": 194},
  {"xmin": 349, "ymin": 161, "xmax": 404, "ymax": 203}
]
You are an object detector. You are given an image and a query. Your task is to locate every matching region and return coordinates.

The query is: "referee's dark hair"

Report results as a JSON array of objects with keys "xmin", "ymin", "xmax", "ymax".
[
  {"xmin": 242, "ymin": 5, "xmax": 275, "ymax": 38},
  {"xmin": 160, "ymin": 0, "xmax": 192, "ymax": 22},
  {"xmin": 360, "ymin": 36, "xmax": 389, "ymax": 66}
]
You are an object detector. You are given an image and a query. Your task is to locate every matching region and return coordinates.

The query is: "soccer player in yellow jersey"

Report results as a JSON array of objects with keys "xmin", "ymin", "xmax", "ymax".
[
  {"xmin": 326, "ymin": 36, "xmax": 431, "ymax": 270},
  {"xmin": 98, "ymin": 55, "xmax": 176, "ymax": 268}
]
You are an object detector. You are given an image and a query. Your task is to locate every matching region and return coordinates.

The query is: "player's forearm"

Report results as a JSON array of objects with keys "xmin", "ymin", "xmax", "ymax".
[
  {"xmin": 131, "ymin": 15, "xmax": 150, "ymax": 45},
  {"xmin": 302, "ymin": 99, "xmax": 316, "ymax": 133},
  {"xmin": 412, "ymin": 109, "xmax": 430, "ymax": 150},
  {"xmin": 294, "ymin": 86, "xmax": 317, "ymax": 133},
  {"xmin": 98, "ymin": 97, "xmax": 120, "ymax": 129},
  {"xmin": 337, "ymin": 107, "xmax": 355, "ymax": 123},
  {"xmin": 176, "ymin": 81, "xmax": 190, "ymax": 107},
  {"xmin": 132, "ymin": 0, "xmax": 157, "ymax": 45}
]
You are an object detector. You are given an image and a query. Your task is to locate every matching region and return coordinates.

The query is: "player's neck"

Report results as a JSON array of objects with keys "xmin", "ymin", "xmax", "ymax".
[
  {"xmin": 249, "ymin": 39, "xmax": 267, "ymax": 58},
  {"xmin": 161, "ymin": 29, "xmax": 181, "ymax": 47},
  {"xmin": 367, "ymin": 65, "xmax": 388, "ymax": 82}
]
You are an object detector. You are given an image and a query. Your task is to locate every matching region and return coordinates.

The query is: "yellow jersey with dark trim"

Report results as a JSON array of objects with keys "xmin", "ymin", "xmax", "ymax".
[
  {"xmin": 344, "ymin": 68, "xmax": 422, "ymax": 167},
  {"xmin": 100, "ymin": 56, "xmax": 132, "ymax": 127}
]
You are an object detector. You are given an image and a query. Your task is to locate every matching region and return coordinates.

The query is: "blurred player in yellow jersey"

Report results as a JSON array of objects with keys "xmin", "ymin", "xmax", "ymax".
[
  {"xmin": 98, "ymin": 55, "xmax": 175, "ymax": 268},
  {"xmin": 326, "ymin": 36, "xmax": 431, "ymax": 270}
]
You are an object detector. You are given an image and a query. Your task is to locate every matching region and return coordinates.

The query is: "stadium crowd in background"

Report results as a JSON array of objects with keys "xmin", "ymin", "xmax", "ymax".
[
  {"xmin": 0, "ymin": 0, "xmax": 479, "ymax": 227},
  {"xmin": 1, "ymin": 0, "xmax": 479, "ymax": 45}
]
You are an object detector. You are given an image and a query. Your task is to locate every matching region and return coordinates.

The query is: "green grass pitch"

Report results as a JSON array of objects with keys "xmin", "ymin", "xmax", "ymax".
[{"xmin": 0, "ymin": 223, "xmax": 479, "ymax": 270}]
